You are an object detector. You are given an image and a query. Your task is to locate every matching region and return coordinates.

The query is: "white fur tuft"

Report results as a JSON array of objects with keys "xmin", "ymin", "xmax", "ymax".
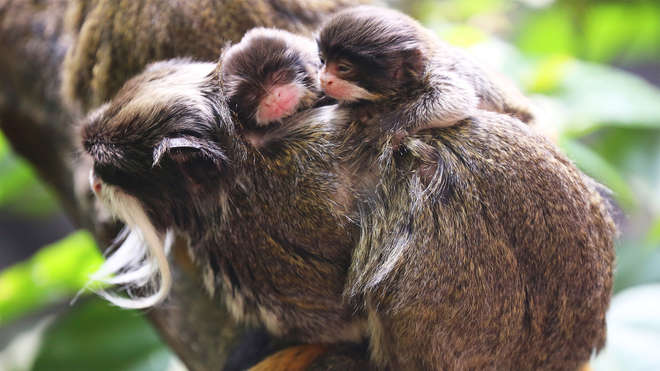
[{"xmin": 87, "ymin": 174, "xmax": 174, "ymax": 309}]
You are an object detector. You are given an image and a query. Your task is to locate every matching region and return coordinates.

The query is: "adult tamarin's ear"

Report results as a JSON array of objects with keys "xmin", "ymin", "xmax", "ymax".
[{"xmin": 152, "ymin": 136, "xmax": 227, "ymax": 167}]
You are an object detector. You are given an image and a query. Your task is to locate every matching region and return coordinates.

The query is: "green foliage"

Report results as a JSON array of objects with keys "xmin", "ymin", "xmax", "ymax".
[
  {"xmin": 32, "ymin": 299, "xmax": 175, "ymax": 371},
  {"xmin": 517, "ymin": 7, "xmax": 579, "ymax": 58},
  {"xmin": 0, "ymin": 130, "xmax": 57, "ymax": 216},
  {"xmin": 559, "ymin": 138, "xmax": 636, "ymax": 210},
  {"xmin": 615, "ymin": 240, "xmax": 660, "ymax": 294},
  {"xmin": 519, "ymin": 2, "xmax": 660, "ymax": 63},
  {"xmin": 0, "ymin": 231, "xmax": 103, "ymax": 326},
  {"xmin": 592, "ymin": 284, "xmax": 660, "ymax": 370}
]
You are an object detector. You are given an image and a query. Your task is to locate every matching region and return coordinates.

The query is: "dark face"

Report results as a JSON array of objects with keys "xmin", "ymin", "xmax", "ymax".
[
  {"xmin": 222, "ymin": 29, "xmax": 321, "ymax": 127},
  {"xmin": 317, "ymin": 6, "xmax": 426, "ymax": 101},
  {"xmin": 80, "ymin": 61, "xmax": 230, "ymax": 230}
]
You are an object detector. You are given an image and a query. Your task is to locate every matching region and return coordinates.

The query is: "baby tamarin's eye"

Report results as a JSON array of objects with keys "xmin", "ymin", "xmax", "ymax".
[
  {"xmin": 318, "ymin": 54, "xmax": 326, "ymax": 65},
  {"xmin": 337, "ymin": 62, "xmax": 353, "ymax": 74}
]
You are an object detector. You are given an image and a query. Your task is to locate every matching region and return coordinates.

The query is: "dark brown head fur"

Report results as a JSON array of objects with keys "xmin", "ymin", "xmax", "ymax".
[
  {"xmin": 317, "ymin": 6, "xmax": 432, "ymax": 97},
  {"xmin": 80, "ymin": 59, "xmax": 232, "ymax": 232},
  {"xmin": 220, "ymin": 28, "xmax": 322, "ymax": 128},
  {"xmin": 80, "ymin": 58, "xmax": 361, "ymax": 343}
]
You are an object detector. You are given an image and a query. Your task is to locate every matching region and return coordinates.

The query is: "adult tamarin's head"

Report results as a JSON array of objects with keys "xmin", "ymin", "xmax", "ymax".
[
  {"xmin": 81, "ymin": 59, "xmax": 230, "ymax": 226},
  {"xmin": 79, "ymin": 59, "xmax": 231, "ymax": 308},
  {"xmin": 317, "ymin": 6, "xmax": 434, "ymax": 103},
  {"xmin": 220, "ymin": 28, "xmax": 323, "ymax": 128}
]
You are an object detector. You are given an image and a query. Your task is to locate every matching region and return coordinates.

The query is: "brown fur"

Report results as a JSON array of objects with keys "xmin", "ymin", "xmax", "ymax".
[
  {"xmin": 318, "ymin": 6, "xmax": 536, "ymax": 131},
  {"xmin": 62, "ymin": 0, "xmax": 363, "ymax": 111},
  {"xmin": 76, "ymin": 6, "xmax": 615, "ymax": 370},
  {"xmin": 79, "ymin": 59, "xmax": 365, "ymax": 344},
  {"xmin": 80, "ymin": 57, "xmax": 616, "ymax": 370},
  {"xmin": 339, "ymin": 110, "xmax": 616, "ymax": 369}
]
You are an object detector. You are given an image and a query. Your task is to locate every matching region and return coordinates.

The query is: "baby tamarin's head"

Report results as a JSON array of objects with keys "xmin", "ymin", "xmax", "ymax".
[
  {"xmin": 317, "ymin": 6, "xmax": 432, "ymax": 103},
  {"xmin": 220, "ymin": 28, "xmax": 322, "ymax": 128}
]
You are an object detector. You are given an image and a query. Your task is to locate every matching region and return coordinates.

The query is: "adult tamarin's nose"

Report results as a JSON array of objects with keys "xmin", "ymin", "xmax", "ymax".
[{"xmin": 89, "ymin": 169, "xmax": 102, "ymax": 194}]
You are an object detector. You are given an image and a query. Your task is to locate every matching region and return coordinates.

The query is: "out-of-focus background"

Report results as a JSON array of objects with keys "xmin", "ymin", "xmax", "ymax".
[{"xmin": 1, "ymin": 0, "xmax": 659, "ymax": 370}]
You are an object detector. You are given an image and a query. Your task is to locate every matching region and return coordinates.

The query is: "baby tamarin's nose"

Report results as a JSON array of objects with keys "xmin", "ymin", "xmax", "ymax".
[{"xmin": 319, "ymin": 73, "xmax": 334, "ymax": 91}]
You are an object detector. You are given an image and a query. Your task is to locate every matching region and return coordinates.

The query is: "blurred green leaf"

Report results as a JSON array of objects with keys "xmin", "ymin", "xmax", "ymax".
[
  {"xmin": 517, "ymin": 7, "xmax": 577, "ymax": 57},
  {"xmin": 592, "ymin": 284, "xmax": 660, "ymax": 371},
  {"xmin": 584, "ymin": 3, "xmax": 660, "ymax": 63},
  {"xmin": 614, "ymin": 240, "xmax": 660, "ymax": 293},
  {"xmin": 527, "ymin": 54, "xmax": 575, "ymax": 94},
  {"xmin": 648, "ymin": 218, "xmax": 660, "ymax": 247},
  {"xmin": 520, "ymin": 2, "xmax": 660, "ymax": 63},
  {"xmin": 584, "ymin": 4, "xmax": 640, "ymax": 62},
  {"xmin": 443, "ymin": 25, "xmax": 487, "ymax": 47},
  {"xmin": 32, "ymin": 299, "xmax": 177, "ymax": 371},
  {"xmin": 559, "ymin": 138, "xmax": 636, "ymax": 210},
  {"xmin": 411, "ymin": 0, "xmax": 509, "ymax": 23},
  {"xmin": 586, "ymin": 128, "xmax": 660, "ymax": 212},
  {"xmin": 0, "ymin": 130, "xmax": 9, "ymax": 159},
  {"xmin": 0, "ymin": 231, "xmax": 102, "ymax": 326},
  {"xmin": 0, "ymin": 130, "xmax": 58, "ymax": 216},
  {"xmin": 556, "ymin": 62, "xmax": 660, "ymax": 136}
]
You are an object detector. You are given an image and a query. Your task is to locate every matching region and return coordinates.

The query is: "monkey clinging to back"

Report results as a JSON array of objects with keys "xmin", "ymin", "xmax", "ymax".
[
  {"xmin": 318, "ymin": 5, "xmax": 535, "ymax": 132},
  {"xmin": 221, "ymin": 28, "xmax": 327, "ymax": 132},
  {"xmin": 314, "ymin": 6, "xmax": 616, "ymax": 370}
]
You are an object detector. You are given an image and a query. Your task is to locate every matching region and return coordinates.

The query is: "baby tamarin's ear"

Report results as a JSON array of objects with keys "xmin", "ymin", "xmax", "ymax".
[{"xmin": 395, "ymin": 48, "xmax": 426, "ymax": 82}]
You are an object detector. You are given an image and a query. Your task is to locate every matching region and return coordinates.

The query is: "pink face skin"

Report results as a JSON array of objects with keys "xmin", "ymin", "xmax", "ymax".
[
  {"xmin": 255, "ymin": 82, "xmax": 304, "ymax": 125},
  {"xmin": 319, "ymin": 62, "xmax": 378, "ymax": 102}
]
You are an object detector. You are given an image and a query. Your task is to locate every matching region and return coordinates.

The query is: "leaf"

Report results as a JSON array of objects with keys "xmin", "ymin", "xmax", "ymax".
[
  {"xmin": 443, "ymin": 25, "xmax": 487, "ymax": 47},
  {"xmin": 584, "ymin": 3, "xmax": 660, "ymax": 63},
  {"xmin": 559, "ymin": 138, "xmax": 636, "ymax": 210},
  {"xmin": 648, "ymin": 218, "xmax": 660, "ymax": 247},
  {"xmin": 614, "ymin": 240, "xmax": 660, "ymax": 294},
  {"xmin": 0, "ymin": 130, "xmax": 9, "ymax": 159},
  {"xmin": 527, "ymin": 54, "xmax": 575, "ymax": 94},
  {"xmin": 0, "ymin": 130, "xmax": 58, "ymax": 216},
  {"xmin": 412, "ymin": 0, "xmax": 509, "ymax": 24},
  {"xmin": 585, "ymin": 128, "xmax": 660, "ymax": 212},
  {"xmin": 557, "ymin": 62, "xmax": 660, "ymax": 135},
  {"xmin": 592, "ymin": 284, "xmax": 660, "ymax": 371},
  {"xmin": 0, "ymin": 231, "xmax": 102, "ymax": 326},
  {"xmin": 32, "ymin": 299, "xmax": 179, "ymax": 371},
  {"xmin": 516, "ymin": 7, "xmax": 577, "ymax": 57}
]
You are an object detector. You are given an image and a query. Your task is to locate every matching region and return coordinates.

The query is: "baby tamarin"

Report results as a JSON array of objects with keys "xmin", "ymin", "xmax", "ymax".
[
  {"xmin": 318, "ymin": 5, "xmax": 535, "ymax": 132},
  {"xmin": 314, "ymin": 6, "xmax": 615, "ymax": 371},
  {"xmin": 221, "ymin": 28, "xmax": 325, "ymax": 131}
]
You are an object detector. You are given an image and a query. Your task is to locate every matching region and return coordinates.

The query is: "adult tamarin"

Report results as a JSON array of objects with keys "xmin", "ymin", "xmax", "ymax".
[
  {"xmin": 317, "ymin": 5, "xmax": 535, "ymax": 132},
  {"xmin": 79, "ymin": 58, "xmax": 364, "ymax": 345},
  {"xmin": 314, "ymin": 6, "xmax": 616, "ymax": 370},
  {"xmin": 81, "ymin": 22, "xmax": 615, "ymax": 371}
]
